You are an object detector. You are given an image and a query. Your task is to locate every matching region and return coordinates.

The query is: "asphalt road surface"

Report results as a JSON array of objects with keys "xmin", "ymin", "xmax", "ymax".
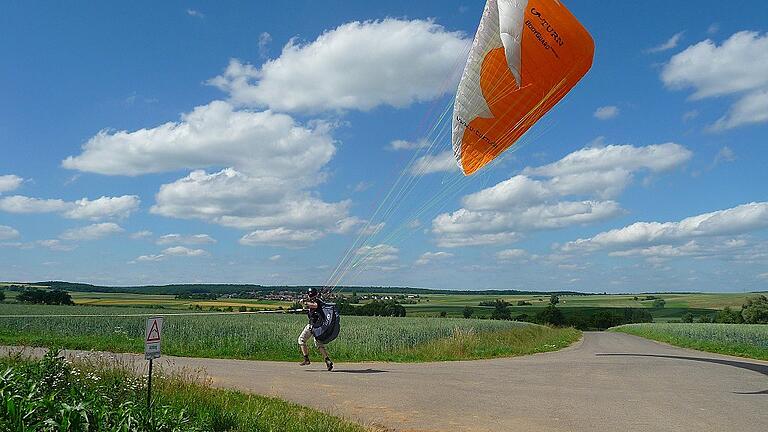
[{"xmin": 3, "ymin": 332, "xmax": 767, "ymax": 432}]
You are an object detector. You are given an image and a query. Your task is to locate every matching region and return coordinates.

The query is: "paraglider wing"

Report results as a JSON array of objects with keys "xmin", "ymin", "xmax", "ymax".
[{"xmin": 452, "ymin": 0, "xmax": 594, "ymax": 175}]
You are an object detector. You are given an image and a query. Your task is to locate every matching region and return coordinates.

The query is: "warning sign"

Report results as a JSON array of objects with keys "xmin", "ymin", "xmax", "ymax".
[{"xmin": 145, "ymin": 316, "xmax": 163, "ymax": 360}]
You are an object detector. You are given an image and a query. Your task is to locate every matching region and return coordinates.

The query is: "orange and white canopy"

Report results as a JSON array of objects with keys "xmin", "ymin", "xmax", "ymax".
[{"xmin": 452, "ymin": 0, "xmax": 594, "ymax": 175}]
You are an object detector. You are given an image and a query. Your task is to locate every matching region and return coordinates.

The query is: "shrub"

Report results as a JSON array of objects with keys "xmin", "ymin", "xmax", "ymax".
[
  {"xmin": 536, "ymin": 305, "xmax": 565, "ymax": 326},
  {"xmin": 549, "ymin": 295, "xmax": 560, "ymax": 305},
  {"xmin": 741, "ymin": 295, "xmax": 768, "ymax": 324},
  {"xmin": 652, "ymin": 298, "xmax": 666, "ymax": 309},
  {"xmin": 462, "ymin": 306, "xmax": 474, "ymax": 318},
  {"xmin": 681, "ymin": 312, "xmax": 694, "ymax": 323},
  {"xmin": 715, "ymin": 306, "xmax": 743, "ymax": 324},
  {"xmin": 516, "ymin": 300, "xmax": 531, "ymax": 306},
  {"xmin": 490, "ymin": 300, "xmax": 511, "ymax": 320}
]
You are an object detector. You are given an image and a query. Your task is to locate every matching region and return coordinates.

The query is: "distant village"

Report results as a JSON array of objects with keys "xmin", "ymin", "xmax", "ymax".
[{"xmin": 218, "ymin": 291, "xmax": 422, "ymax": 304}]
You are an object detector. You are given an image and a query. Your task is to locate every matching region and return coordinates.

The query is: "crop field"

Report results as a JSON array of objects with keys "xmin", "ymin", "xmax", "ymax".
[
  {"xmin": 401, "ymin": 292, "xmax": 754, "ymax": 321},
  {"xmin": 2, "ymin": 289, "xmax": 292, "ymax": 311},
  {"xmin": 406, "ymin": 292, "xmax": 753, "ymax": 310},
  {"xmin": 0, "ymin": 303, "xmax": 579, "ymax": 362},
  {"xmin": 611, "ymin": 323, "xmax": 768, "ymax": 360}
]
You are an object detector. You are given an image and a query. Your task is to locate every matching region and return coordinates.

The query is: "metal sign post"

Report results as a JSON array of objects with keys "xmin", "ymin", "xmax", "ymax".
[{"xmin": 144, "ymin": 316, "xmax": 163, "ymax": 413}]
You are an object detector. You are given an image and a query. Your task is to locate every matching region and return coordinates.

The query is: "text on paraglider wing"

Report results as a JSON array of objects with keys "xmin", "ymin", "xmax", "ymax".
[
  {"xmin": 530, "ymin": 7, "xmax": 565, "ymax": 47},
  {"xmin": 525, "ymin": 20, "xmax": 560, "ymax": 59},
  {"xmin": 456, "ymin": 116, "xmax": 498, "ymax": 148}
]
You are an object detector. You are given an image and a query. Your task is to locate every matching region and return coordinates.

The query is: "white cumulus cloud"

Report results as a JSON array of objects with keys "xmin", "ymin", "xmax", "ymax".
[
  {"xmin": 137, "ymin": 254, "xmax": 165, "ymax": 262},
  {"xmin": 239, "ymin": 228, "xmax": 325, "ymax": 247},
  {"xmin": 63, "ymin": 101, "xmax": 335, "ymax": 177},
  {"xmin": 661, "ymin": 31, "xmax": 768, "ymax": 130},
  {"xmin": 130, "ymin": 230, "xmax": 153, "ymax": 240},
  {"xmin": 157, "ymin": 233, "xmax": 217, "ymax": 245},
  {"xmin": 646, "ymin": 32, "xmax": 684, "ymax": 53},
  {"xmin": 0, "ymin": 196, "xmax": 69, "ymax": 213},
  {"xmin": 355, "ymin": 244, "xmax": 399, "ymax": 265},
  {"xmin": 0, "ymin": 175, "xmax": 23, "ymax": 194},
  {"xmin": 414, "ymin": 251, "xmax": 453, "ymax": 265},
  {"xmin": 151, "ymin": 168, "xmax": 350, "ymax": 233},
  {"xmin": 0, "ymin": 195, "xmax": 139, "ymax": 220},
  {"xmin": 162, "ymin": 246, "xmax": 208, "ymax": 257},
  {"xmin": 562, "ymin": 202, "xmax": 768, "ymax": 253},
  {"xmin": 593, "ymin": 105, "xmax": 620, "ymax": 120},
  {"xmin": 38, "ymin": 239, "xmax": 77, "ymax": 252},
  {"xmin": 411, "ymin": 150, "xmax": 459, "ymax": 175},
  {"xmin": 432, "ymin": 143, "xmax": 691, "ymax": 248},
  {"xmin": 388, "ymin": 139, "xmax": 430, "ymax": 151},
  {"xmin": 64, "ymin": 99, "xmax": 349, "ymax": 246},
  {"xmin": 709, "ymin": 88, "xmax": 768, "ymax": 131},
  {"xmin": 59, "ymin": 223, "xmax": 124, "ymax": 241},
  {"xmin": 207, "ymin": 19, "xmax": 469, "ymax": 112},
  {"xmin": 523, "ymin": 143, "xmax": 692, "ymax": 178},
  {"xmin": 0, "ymin": 225, "xmax": 19, "ymax": 240},
  {"xmin": 496, "ymin": 249, "xmax": 528, "ymax": 261},
  {"xmin": 63, "ymin": 195, "xmax": 140, "ymax": 220}
]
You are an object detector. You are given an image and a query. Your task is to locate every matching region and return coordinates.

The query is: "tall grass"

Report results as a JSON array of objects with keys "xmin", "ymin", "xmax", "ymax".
[
  {"xmin": 611, "ymin": 323, "xmax": 768, "ymax": 360},
  {"xmin": 0, "ymin": 351, "xmax": 366, "ymax": 432},
  {"xmin": 0, "ymin": 304, "xmax": 579, "ymax": 362}
]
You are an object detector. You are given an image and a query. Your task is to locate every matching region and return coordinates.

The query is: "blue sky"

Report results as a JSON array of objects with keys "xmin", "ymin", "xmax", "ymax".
[{"xmin": 1, "ymin": 1, "xmax": 767, "ymax": 292}]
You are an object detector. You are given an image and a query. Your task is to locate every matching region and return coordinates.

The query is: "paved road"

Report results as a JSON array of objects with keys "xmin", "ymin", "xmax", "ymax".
[{"xmin": 3, "ymin": 332, "xmax": 767, "ymax": 432}]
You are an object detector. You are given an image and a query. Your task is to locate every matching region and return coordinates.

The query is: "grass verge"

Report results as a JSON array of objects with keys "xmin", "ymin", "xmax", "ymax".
[
  {"xmin": 610, "ymin": 323, "xmax": 768, "ymax": 361},
  {"xmin": 0, "ymin": 350, "xmax": 367, "ymax": 432},
  {"xmin": 387, "ymin": 325, "xmax": 580, "ymax": 362}
]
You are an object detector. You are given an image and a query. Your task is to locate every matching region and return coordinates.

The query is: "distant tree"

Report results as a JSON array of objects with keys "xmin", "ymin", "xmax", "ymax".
[
  {"xmin": 633, "ymin": 296, "xmax": 638, "ymax": 301},
  {"xmin": 17, "ymin": 288, "xmax": 73, "ymax": 305},
  {"xmin": 349, "ymin": 292, "xmax": 360, "ymax": 304},
  {"xmin": 462, "ymin": 306, "xmax": 474, "ymax": 319},
  {"xmin": 515, "ymin": 314, "xmax": 530, "ymax": 322},
  {"xmin": 741, "ymin": 295, "xmax": 768, "ymax": 324},
  {"xmin": 479, "ymin": 300, "xmax": 501, "ymax": 307},
  {"xmin": 439, "ymin": 311, "xmax": 447, "ymax": 318},
  {"xmin": 536, "ymin": 305, "xmax": 565, "ymax": 326},
  {"xmin": 0, "ymin": 290, "xmax": 4, "ymax": 302},
  {"xmin": 697, "ymin": 314, "xmax": 713, "ymax": 323},
  {"xmin": 517, "ymin": 300, "xmax": 531, "ymax": 306},
  {"xmin": 652, "ymin": 299, "xmax": 666, "ymax": 309},
  {"xmin": 549, "ymin": 295, "xmax": 559, "ymax": 305},
  {"xmin": 491, "ymin": 300, "xmax": 511, "ymax": 320},
  {"xmin": 225, "ymin": 306, "xmax": 234, "ymax": 312},
  {"xmin": 353, "ymin": 300, "xmax": 406, "ymax": 317},
  {"xmin": 238, "ymin": 306, "xmax": 247, "ymax": 312},
  {"xmin": 681, "ymin": 312, "xmax": 694, "ymax": 323},
  {"xmin": 715, "ymin": 306, "xmax": 743, "ymax": 324}
]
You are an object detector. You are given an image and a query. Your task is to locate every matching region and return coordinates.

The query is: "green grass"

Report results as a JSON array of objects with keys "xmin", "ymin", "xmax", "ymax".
[
  {"xmin": 0, "ymin": 350, "xmax": 367, "ymax": 432},
  {"xmin": 611, "ymin": 323, "xmax": 768, "ymax": 361},
  {"xmin": 0, "ymin": 303, "xmax": 580, "ymax": 362}
]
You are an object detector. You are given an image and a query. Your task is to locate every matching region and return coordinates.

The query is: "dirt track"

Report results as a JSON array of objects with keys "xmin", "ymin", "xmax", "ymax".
[{"xmin": 3, "ymin": 332, "xmax": 767, "ymax": 432}]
